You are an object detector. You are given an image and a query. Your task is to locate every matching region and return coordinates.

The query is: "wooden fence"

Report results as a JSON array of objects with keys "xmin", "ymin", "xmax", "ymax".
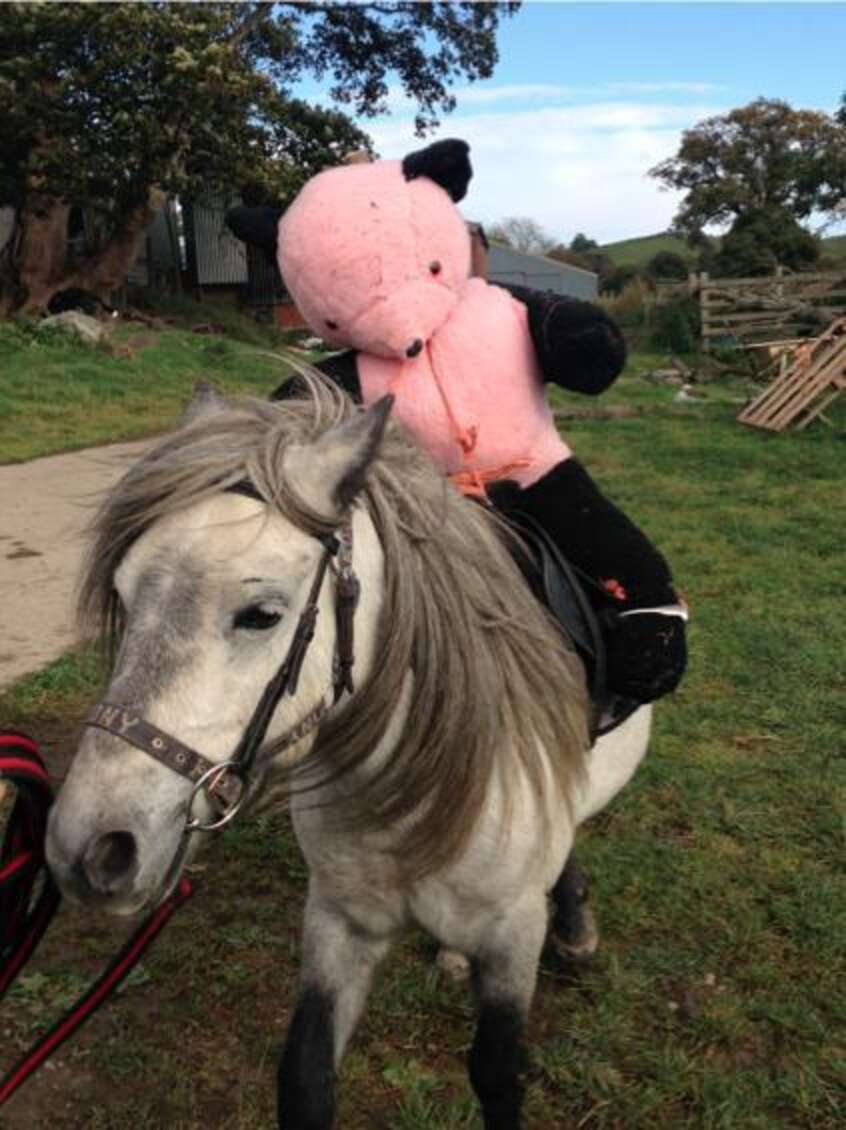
[{"xmin": 698, "ymin": 267, "xmax": 846, "ymax": 351}]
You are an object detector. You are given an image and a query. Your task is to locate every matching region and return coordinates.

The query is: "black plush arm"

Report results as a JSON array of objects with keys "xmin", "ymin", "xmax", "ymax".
[
  {"xmin": 501, "ymin": 284, "xmax": 626, "ymax": 396},
  {"xmin": 271, "ymin": 351, "xmax": 362, "ymax": 404}
]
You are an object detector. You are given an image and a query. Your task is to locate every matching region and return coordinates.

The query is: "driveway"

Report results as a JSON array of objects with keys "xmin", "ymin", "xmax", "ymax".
[{"xmin": 0, "ymin": 439, "xmax": 150, "ymax": 691}]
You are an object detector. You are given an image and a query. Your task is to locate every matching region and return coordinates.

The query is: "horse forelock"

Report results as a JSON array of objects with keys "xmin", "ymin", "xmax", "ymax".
[{"xmin": 78, "ymin": 370, "xmax": 590, "ymax": 881}]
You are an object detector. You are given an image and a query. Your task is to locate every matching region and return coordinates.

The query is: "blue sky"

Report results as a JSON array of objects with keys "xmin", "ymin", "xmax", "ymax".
[{"xmin": 299, "ymin": 2, "xmax": 846, "ymax": 244}]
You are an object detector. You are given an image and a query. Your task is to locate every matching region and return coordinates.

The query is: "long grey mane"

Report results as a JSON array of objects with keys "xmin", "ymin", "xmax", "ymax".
[{"xmin": 79, "ymin": 374, "xmax": 589, "ymax": 880}]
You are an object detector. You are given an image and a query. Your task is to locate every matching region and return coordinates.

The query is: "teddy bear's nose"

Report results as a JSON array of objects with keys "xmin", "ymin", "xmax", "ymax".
[{"xmin": 405, "ymin": 338, "xmax": 424, "ymax": 358}]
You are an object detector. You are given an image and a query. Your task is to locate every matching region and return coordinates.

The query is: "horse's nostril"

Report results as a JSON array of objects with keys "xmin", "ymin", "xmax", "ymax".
[
  {"xmin": 83, "ymin": 831, "xmax": 139, "ymax": 895},
  {"xmin": 405, "ymin": 338, "xmax": 424, "ymax": 358}
]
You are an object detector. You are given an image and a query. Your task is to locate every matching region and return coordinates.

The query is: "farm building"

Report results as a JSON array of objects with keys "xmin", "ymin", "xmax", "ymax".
[
  {"xmin": 484, "ymin": 240, "xmax": 599, "ymax": 300},
  {"xmin": 181, "ymin": 211, "xmax": 599, "ymax": 323}
]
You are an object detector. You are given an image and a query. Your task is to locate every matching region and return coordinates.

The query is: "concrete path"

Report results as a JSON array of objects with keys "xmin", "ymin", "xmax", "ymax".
[{"xmin": 0, "ymin": 439, "xmax": 150, "ymax": 691}]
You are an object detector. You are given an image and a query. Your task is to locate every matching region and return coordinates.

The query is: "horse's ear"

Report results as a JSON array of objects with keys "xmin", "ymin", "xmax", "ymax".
[
  {"xmin": 181, "ymin": 380, "xmax": 227, "ymax": 426},
  {"xmin": 284, "ymin": 396, "xmax": 394, "ymax": 518}
]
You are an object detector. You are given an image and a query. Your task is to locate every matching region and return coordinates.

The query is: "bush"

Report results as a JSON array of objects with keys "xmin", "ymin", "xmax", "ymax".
[
  {"xmin": 647, "ymin": 250, "xmax": 689, "ymax": 280},
  {"xmin": 649, "ymin": 294, "xmax": 701, "ymax": 353},
  {"xmin": 602, "ymin": 263, "xmax": 642, "ymax": 296},
  {"xmin": 599, "ymin": 279, "xmax": 652, "ymax": 351}
]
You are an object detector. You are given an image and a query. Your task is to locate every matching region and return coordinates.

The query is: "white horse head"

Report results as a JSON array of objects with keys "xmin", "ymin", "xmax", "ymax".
[{"xmin": 46, "ymin": 386, "xmax": 394, "ymax": 914}]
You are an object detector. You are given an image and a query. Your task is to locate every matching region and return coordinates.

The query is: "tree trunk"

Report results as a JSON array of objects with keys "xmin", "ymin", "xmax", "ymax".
[
  {"xmin": 16, "ymin": 194, "xmax": 72, "ymax": 314},
  {"xmin": 62, "ymin": 188, "xmax": 165, "ymax": 302},
  {"xmin": 14, "ymin": 187, "xmax": 164, "ymax": 316}
]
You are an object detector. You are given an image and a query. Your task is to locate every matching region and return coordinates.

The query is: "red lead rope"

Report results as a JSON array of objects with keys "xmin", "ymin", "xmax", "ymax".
[{"xmin": 0, "ymin": 731, "xmax": 194, "ymax": 1108}]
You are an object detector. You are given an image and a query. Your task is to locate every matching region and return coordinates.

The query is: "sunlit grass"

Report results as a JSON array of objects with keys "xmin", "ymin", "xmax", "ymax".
[{"xmin": 0, "ymin": 348, "xmax": 843, "ymax": 1127}]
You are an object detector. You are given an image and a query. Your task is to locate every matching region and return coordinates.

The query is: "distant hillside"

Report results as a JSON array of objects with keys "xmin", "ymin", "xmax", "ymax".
[
  {"xmin": 600, "ymin": 230, "xmax": 846, "ymax": 269},
  {"xmin": 599, "ymin": 232, "xmax": 691, "ymax": 268}
]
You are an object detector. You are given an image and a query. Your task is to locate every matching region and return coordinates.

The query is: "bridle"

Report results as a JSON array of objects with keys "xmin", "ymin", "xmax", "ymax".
[{"xmin": 85, "ymin": 484, "xmax": 360, "ymax": 835}]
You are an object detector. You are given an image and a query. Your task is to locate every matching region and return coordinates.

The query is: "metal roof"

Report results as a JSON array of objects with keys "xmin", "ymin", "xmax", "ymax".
[{"xmin": 487, "ymin": 243, "xmax": 598, "ymax": 300}]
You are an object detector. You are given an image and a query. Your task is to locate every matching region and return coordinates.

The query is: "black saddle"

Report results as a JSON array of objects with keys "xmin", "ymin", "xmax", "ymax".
[{"xmin": 503, "ymin": 512, "xmax": 640, "ymax": 739}]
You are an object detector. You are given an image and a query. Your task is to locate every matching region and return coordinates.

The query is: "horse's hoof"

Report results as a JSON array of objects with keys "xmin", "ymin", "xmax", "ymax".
[
  {"xmin": 550, "ymin": 905, "xmax": 600, "ymax": 962},
  {"xmin": 436, "ymin": 948, "xmax": 471, "ymax": 982}
]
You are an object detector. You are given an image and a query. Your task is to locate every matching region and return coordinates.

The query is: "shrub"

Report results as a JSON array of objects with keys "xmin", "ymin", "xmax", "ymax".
[
  {"xmin": 646, "ymin": 250, "xmax": 689, "ymax": 280},
  {"xmin": 602, "ymin": 263, "xmax": 642, "ymax": 296},
  {"xmin": 649, "ymin": 294, "xmax": 701, "ymax": 353}
]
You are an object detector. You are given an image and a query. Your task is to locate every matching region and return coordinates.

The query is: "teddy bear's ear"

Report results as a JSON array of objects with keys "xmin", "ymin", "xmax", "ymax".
[
  {"xmin": 401, "ymin": 139, "xmax": 472, "ymax": 202},
  {"xmin": 224, "ymin": 204, "xmax": 284, "ymax": 261}
]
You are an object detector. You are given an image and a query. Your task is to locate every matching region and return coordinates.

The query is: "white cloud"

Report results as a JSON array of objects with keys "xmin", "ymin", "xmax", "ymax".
[
  {"xmin": 384, "ymin": 80, "xmax": 723, "ymax": 112},
  {"xmin": 367, "ymin": 98, "xmax": 726, "ymax": 244}
]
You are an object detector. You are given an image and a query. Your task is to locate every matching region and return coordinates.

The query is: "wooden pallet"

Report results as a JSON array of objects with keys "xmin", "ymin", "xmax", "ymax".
[{"xmin": 738, "ymin": 316, "xmax": 846, "ymax": 431}]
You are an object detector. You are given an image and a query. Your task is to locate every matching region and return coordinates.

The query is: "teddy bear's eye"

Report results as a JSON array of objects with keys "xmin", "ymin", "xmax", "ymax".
[
  {"xmin": 429, "ymin": 261, "xmax": 442, "ymax": 276},
  {"xmin": 325, "ymin": 319, "xmax": 339, "ymax": 331}
]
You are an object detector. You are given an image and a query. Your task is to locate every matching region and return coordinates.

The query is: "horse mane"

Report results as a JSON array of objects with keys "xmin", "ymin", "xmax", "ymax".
[{"xmin": 79, "ymin": 372, "xmax": 589, "ymax": 880}]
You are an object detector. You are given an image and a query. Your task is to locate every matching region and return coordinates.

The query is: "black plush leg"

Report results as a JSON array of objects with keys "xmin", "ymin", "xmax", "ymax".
[
  {"xmin": 466, "ymin": 895, "xmax": 547, "ymax": 1130},
  {"xmin": 468, "ymin": 999, "xmax": 528, "ymax": 1130},
  {"xmin": 549, "ymin": 854, "xmax": 599, "ymax": 960},
  {"xmin": 278, "ymin": 988, "xmax": 335, "ymax": 1130}
]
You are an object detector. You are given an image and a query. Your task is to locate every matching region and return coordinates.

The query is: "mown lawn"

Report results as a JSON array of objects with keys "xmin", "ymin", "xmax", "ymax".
[{"xmin": 0, "ymin": 333, "xmax": 843, "ymax": 1128}]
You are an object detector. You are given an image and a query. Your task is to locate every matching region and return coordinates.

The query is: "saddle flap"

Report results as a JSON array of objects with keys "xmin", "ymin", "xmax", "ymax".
[{"xmin": 503, "ymin": 512, "xmax": 639, "ymax": 738}]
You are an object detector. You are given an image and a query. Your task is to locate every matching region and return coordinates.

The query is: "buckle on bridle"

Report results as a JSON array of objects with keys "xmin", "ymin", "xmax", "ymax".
[{"xmin": 184, "ymin": 760, "xmax": 246, "ymax": 834}]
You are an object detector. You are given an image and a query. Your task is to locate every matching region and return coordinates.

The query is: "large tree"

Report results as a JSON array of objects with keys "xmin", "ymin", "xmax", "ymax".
[
  {"xmin": 650, "ymin": 98, "xmax": 846, "ymax": 275},
  {"xmin": 0, "ymin": 2, "xmax": 516, "ymax": 314}
]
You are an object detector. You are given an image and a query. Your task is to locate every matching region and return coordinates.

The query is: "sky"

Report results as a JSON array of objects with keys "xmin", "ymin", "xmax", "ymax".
[{"xmin": 297, "ymin": 2, "xmax": 846, "ymax": 246}]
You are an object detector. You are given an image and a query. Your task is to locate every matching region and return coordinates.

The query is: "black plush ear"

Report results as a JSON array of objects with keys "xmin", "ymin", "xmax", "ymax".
[
  {"xmin": 402, "ymin": 139, "xmax": 472, "ymax": 202},
  {"xmin": 224, "ymin": 204, "xmax": 284, "ymax": 261}
]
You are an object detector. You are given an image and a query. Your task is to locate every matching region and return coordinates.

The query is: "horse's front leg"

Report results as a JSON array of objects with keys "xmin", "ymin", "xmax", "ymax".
[
  {"xmin": 468, "ymin": 893, "xmax": 548, "ymax": 1130},
  {"xmin": 278, "ymin": 889, "xmax": 393, "ymax": 1130}
]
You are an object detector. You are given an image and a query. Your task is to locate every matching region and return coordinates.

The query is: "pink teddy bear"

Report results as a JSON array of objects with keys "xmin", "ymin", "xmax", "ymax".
[{"xmin": 227, "ymin": 140, "xmax": 687, "ymax": 708}]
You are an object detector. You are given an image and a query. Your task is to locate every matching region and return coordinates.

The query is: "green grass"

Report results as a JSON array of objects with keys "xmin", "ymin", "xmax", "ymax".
[
  {"xmin": 599, "ymin": 231, "xmax": 693, "ymax": 268},
  {"xmin": 600, "ymin": 230, "xmax": 846, "ymax": 270},
  {"xmin": 0, "ymin": 350, "xmax": 844, "ymax": 1128},
  {"xmin": 822, "ymin": 232, "xmax": 846, "ymax": 262},
  {"xmin": 0, "ymin": 299, "xmax": 307, "ymax": 463}
]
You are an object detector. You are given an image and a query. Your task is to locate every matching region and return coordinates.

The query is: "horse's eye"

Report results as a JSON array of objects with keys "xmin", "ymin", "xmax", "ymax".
[{"xmin": 233, "ymin": 606, "xmax": 282, "ymax": 632}]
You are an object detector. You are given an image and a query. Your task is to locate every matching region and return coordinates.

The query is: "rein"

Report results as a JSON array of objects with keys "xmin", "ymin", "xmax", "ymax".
[
  {"xmin": 0, "ymin": 491, "xmax": 359, "ymax": 1102},
  {"xmin": 0, "ymin": 733, "xmax": 193, "ymax": 1107},
  {"xmin": 85, "ymin": 486, "xmax": 360, "ymax": 835}
]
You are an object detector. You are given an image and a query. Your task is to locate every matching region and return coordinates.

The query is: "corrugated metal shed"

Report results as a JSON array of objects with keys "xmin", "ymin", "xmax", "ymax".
[
  {"xmin": 183, "ymin": 200, "xmax": 248, "ymax": 286},
  {"xmin": 488, "ymin": 243, "xmax": 598, "ymax": 300}
]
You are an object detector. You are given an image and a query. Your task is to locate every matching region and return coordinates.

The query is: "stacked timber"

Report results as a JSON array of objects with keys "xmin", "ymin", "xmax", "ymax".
[{"xmin": 738, "ymin": 316, "xmax": 846, "ymax": 431}]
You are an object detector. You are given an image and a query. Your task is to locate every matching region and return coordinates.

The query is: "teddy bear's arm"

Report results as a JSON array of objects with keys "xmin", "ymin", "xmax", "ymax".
[{"xmin": 502, "ymin": 284, "xmax": 627, "ymax": 396}]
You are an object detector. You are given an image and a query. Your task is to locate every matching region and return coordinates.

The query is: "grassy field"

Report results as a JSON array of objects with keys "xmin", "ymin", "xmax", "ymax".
[
  {"xmin": 0, "ymin": 298, "xmax": 304, "ymax": 463},
  {"xmin": 600, "ymin": 230, "xmax": 846, "ymax": 269},
  {"xmin": 0, "ymin": 324, "xmax": 844, "ymax": 1127},
  {"xmin": 599, "ymin": 232, "xmax": 693, "ymax": 268}
]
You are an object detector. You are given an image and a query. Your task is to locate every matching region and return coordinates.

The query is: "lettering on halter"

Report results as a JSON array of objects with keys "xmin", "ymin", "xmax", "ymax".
[{"xmin": 92, "ymin": 704, "xmax": 140, "ymax": 736}]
